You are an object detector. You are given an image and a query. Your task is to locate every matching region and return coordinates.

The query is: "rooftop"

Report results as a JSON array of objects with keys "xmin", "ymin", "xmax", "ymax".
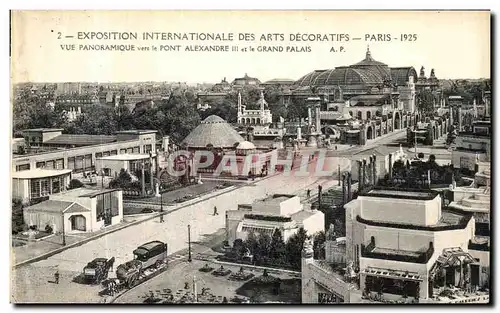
[
  {"xmin": 23, "ymin": 128, "xmax": 64, "ymax": 132},
  {"xmin": 24, "ymin": 200, "xmax": 90, "ymax": 214},
  {"xmin": 116, "ymin": 130, "xmax": 158, "ymax": 135},
  {"xmin": 290, "ymin": 209, "xmax": 317, "ymax": 222},
  {"xmin": 44, "ymin": 134, "xmax": 117, "ymax": 146},
  {"xmin": 52, "ymin": 187, "xmax": 120, "ymax": 198},
  {"xmin": 258, "ymin": 194, "xmax": 296, "ymax": 204},
  {"xmin": 97, "ymin": 153, "xmax": 156, "ymax": 161},
  {"xmin": 361, "ymin": 187, "xmax": 439, "ymax": 201},
  {"xmin": 12, "ymin": 168, "xmax": 72, "ymax": 179}
]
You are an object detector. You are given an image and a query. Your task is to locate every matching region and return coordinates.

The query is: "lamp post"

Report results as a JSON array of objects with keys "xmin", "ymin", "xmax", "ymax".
[
  {"xmin": 61, "ymin": 214, "xmax": 66, "ymax": 246},
  {"xmin": 188, "ymin": 224, "xmax": 192, "ymax": 262},
  {"xmin": 338, "ymin": 164, "xmax": 341, "ymax": 186},
  {"xmin": 159, "ymin": 192, "xmax": 164, "ymax": 223}
]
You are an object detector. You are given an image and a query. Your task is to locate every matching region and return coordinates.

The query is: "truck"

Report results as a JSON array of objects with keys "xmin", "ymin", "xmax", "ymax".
[
  {"xmin": 114, "ymin": 241, "xmax": 169, "ymax": 289},
  {"xmin": 83, "ymin": 257, "xmax": 115, "ymax": 284}
]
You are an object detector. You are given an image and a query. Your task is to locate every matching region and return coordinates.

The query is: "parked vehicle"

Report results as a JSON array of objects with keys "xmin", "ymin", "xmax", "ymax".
[
  {"xmin": 115, "ymin": 241, "xmax": 168, "ymax": 288},
  {"xmin": 83, "ymin": 257, "xmax": 115, "ymax": 284}
]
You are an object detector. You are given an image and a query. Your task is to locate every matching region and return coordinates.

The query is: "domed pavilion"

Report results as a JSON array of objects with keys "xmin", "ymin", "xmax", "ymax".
[
  {"xmin": 292, "ymin": 47, "xmax": 418, "ymax": 99},
  {"xmin": 181, "ymin": 115, "xmax": 245, "ymax": 150}
]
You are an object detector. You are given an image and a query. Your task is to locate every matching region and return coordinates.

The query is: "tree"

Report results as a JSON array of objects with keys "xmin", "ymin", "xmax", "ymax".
[
  {"xmin": 285, "ymin": 228, "xmax": 308, "ymax": 269},
  {"xmin": 257, "ymin": 233, "xmax": 272, "ymax": 260},
  {"xmin": 200, "ymin": 99, "xmax": 237, "ymax": 123},
  {"xmin": 245, "ymin": 231, "xmax": 259, "ymax": 256},
  {"xmin": 157, "ymin": 90, "xmax": 201, "ymax": 142},
  {"xmin": 417, "ymin": 90, "xmax": 436, "ymax": 114},
  {"xmin": 288, "ymin": 98, "xmax": 308, "ymax": 120},
  {"xmin": 313, "ymin": 231, "xmax": 326, "ymax": 259},
  {"xmin": 109, "ymin": 169, "xmax": 133, "ymax": 189},
  {"xmin": 68, "ymin": 179, "xmax": 84, "ymax": 189},
  {"xmin": 12, "ymin": 199, "xmax": 25, "ymax": 234},
  {"xmin": 269, "ymin": 229, "xmax": 286, "ymax": 261},
  {"xmin": 70, "ymin": 104, "xmax": 118, "ymax": 135}
]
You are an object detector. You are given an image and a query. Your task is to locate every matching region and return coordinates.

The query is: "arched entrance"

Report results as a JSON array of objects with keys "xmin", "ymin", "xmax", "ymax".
[
  {"xmin": 322, "ymin": 125, "xmax": 338, "ymax": 137},
  {"xmin": 70, "ymin": 215, "xmax": 86, "ymax": 231},
  {"xmin": 394, "ymin": 112, "xmax": 401, "ymax": 130},
  {"xmin": 256, "ymin": 118, "xmax": 261, "ymax": 124},
  {"xmin": 366, "ymin": 126, "xmax": 374, "ymax": 140}
]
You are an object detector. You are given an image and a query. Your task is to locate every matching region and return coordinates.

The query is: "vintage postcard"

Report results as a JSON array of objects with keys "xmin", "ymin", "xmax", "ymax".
[{"xmin": 10, "ymin": 10, "xmax": 491, "ymax": 304}]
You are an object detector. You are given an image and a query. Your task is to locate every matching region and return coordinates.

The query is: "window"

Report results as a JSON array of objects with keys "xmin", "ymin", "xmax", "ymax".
[
  {"xmin": 96, "ymin": 191, "xmax": 120, "ymax": 221},
  {"xmin": 84, "ymin": 154, "xmax": 93, "ymax": 171},
  {"xmin": 96, "ymin": 195, "xmax": 104, "ymax": 221},
  {"xmin": 103, "ymin": 151, "xmax": 110, "ymax": 157},
  {"xmin": 75, "ymin": 156, "xmax": 84, "ymax": 171},
  {"xmin": 67, "ymin": 157, "xmax": 76, "ymax": 170},
  {"xmin": 111, "ymin": 192, "xmax": 119, "ymax": 216},
  {"xmin": 133, "ymin": 146, "xmax": 140, "ymax": 153},
  {"xmin": 126, "ymin": 148, "xmax": 133, "ymax": 153},
  {"xmin": 145, "ymin": 144, "xmax": 152, "ymax": 153},
  {"xmin": 110, "ymin": 150, "xmax": 118, "ymax": 156},
  {"xmin": 367, "ymin": 111, "xmax": 372, "ymax": 120},
  {"xmin": 120, "ymin": 149, "xmax": 126, "ymax": 154},
  {"xmin": 36, "ymin": 162, "xmax": 46, "ymax": 168},
  {"xmin": 16, "ymin": 164, "xmax": 30, "ymax": 171},
  {"xmin": 55, "ymin": 159, "xmax": 64, "ymax": 169},
  {"xmin": 95, "ymin": 152, "xmax": 103, "ymax": 159},
  {"xmin": 30, "ymin": 180, "xmax": 40, "ymax": 199},
  {"xmin": 45, "ymin": 160, "xmax": 55, "ymax": 169}
]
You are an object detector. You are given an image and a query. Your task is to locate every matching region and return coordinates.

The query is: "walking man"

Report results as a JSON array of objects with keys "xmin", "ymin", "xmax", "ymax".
[
  {"xmin": 54, "ymin": 269, "xmax": 60, "ymax": 284},
  {"xmin": 213, "ymin": 206, "xmax": 219, "ymax": 216},
  {"xmin": 306, "ymin": 189, "xmax": 311, "ymax": 199}
]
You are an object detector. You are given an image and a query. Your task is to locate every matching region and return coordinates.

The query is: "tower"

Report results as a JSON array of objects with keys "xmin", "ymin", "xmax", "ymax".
[
  {"xmin": 237, "ymin": 92, "xmax": 242, "ymax": 124},
  {"xmin": 259, "ymin": 90, "xmax": 266, "ymax": 111}
]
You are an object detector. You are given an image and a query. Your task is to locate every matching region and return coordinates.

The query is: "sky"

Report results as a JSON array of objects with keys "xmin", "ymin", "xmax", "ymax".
[{"xmin": 10, "ymin": 10, "xmax": 491, "ymax": 84}]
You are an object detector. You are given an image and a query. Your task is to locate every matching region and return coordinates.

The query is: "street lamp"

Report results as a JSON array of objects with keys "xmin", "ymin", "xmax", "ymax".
[
  {"xmin": 159, "ymin": 192, "xmax": 164, "ymax": 223},
  {"xmin": 188, "ymin": 224, "xmax": 192, "ymax": 262},
  {"xmin": 338, "ymin": 164, "xmax": 341, "ymax": 186},
  {"xmin": 61, "ymin": 214, "xmax": 66, "ymax": 246}
]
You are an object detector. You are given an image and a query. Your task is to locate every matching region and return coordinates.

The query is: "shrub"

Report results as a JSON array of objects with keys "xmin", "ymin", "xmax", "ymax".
[{"xmin": 68, "ymin": 179, "xmax": 84, "ymax": 189}]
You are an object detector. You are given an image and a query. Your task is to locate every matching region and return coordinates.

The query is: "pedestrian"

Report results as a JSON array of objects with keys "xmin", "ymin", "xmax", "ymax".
[
  {"xmin": 307, "ymin": 189, "xmax": 311, "ymax": 199},
  {"xmin": 213, "ymin": 206, "xmax": 219, "ymax": 216},
  {"xmin": 54, "ymin": 269, "xmax": 60, "ymax": 284}
]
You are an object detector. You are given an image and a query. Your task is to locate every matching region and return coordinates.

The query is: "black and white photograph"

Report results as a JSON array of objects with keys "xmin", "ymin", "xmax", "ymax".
[{"xmin": 9, "ymin": 10, "xmax": 491, "ymax": 304}]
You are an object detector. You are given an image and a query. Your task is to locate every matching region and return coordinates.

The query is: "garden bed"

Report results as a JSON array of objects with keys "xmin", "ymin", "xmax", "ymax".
[{"xmin": 13, "ymin": 230, "xmax": 53, "ymax": 242}]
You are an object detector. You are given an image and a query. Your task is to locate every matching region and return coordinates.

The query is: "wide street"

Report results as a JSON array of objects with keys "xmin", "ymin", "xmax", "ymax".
[{"xmin": 11, "ymin": 156, "xmax": 341, "ymax": 303}]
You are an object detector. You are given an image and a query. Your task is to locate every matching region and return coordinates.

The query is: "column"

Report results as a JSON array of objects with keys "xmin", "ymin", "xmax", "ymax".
[
  {"xmin": 388, "ymin": 153, "xmax": 393, "ymax": 180},
  {"xmin": 347, "ymin": 172, "xmax": 352, "ymax": 201},
  {"xmin": 362, "ymin": 159, "xmax": 367, "ymax": 188},
  {"xmin": 458, "ymin": 106, "xmax": 463, "ymax": 131},
  {"xmin": 342, "ymin": 173, "xmax": 347, "ymax": 204},
  {"xmin": 367, "ymin": 157, "xmax": 373, "ymax": 186},
  {"xmin": 372, "ymin": 155, "xmax": 377, "ymax": 185},
  {"xmin": 315, "ymin": 103, "xmax": 321, "ymax": 134},
  {"xmin": 308, "ymin": 106, "xmax": 312, "ymax": 128},
  {"xmin": 357, "ymin": 160, "xmax": 363, "ymax": 191}
]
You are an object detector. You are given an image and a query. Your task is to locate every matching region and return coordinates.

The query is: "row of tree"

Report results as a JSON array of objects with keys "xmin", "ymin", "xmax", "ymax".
[
  {"xmin": 14, "ymin": 85, "xmax": 308, "ymax": 144},
  {"xmin": 227, "ymin": 227, "xmax": 325, "ymax": 271}
]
